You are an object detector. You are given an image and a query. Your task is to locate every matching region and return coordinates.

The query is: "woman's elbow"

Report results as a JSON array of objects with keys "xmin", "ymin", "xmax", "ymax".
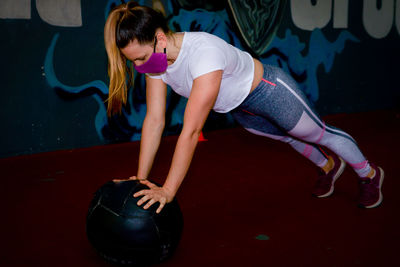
[{"xmin": 181, "ymin": 128, "xmax": 202, "ymax": 141}]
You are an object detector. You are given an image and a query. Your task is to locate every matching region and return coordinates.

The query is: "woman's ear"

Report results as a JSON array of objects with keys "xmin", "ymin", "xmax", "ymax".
[{"xmin": 155, "ymin": 31, "xmax": 167, "ymax": 52}]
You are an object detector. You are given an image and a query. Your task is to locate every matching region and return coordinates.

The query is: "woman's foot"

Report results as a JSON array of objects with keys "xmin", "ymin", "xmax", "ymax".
[
  {"xmin": 358, "ymin": 164, "xmax": 384, "ymax": 208},
  {"xmin": 312, "ymin": 154, "xmax": 346, "ymax": 198}
]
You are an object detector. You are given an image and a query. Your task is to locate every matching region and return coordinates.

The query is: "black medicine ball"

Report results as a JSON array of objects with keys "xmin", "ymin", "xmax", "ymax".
[{"xmin": 86, "ymin": 180, "xmax": 183, "ymax": 266}]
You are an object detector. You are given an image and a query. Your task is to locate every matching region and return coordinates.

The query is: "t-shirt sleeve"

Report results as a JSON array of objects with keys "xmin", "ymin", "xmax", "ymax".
[{"xmin": 189, "ymin": 46, "xmax": 226, "ymax": 80}]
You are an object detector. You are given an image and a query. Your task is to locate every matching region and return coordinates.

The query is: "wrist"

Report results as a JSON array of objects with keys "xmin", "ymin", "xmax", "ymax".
[
  {"xmin": 136, "ymin": 172, "xmax": 147, "ymax": 180},
  {"xmin": 162, "ymin": 184, "xmax": 176, "ymax": 200}
]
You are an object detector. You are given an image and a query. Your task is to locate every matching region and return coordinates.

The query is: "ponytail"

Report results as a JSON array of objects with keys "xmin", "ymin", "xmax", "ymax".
[{"xmin": 104, "ymin": 6, "xmax": 129, "ymax": 116}]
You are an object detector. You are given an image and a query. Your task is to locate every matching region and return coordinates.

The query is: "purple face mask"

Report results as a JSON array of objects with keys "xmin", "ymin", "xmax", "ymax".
[{"xmin": 134, "ymin": 38, "xmax": 167, "ymax": 74}]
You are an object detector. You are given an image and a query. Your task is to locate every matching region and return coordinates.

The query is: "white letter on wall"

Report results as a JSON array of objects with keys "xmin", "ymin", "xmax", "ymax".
[
  {"xmin": 0, "ymin": 0, "xmax": 31, "ymax": 19},
  {"xmin": 291, "ymin": 0, "xmax": 332, "ymax": 31},
  {"xmin": 36, "ymin": 0, "xmax": 82, "ymax": 27},
  {"xmin": 333, "ymin": 0, "xmax": 349, "ymax": 28},
  {"xmin": 363, "ymin": 0, "xmax": 394, "ymax": 38}
]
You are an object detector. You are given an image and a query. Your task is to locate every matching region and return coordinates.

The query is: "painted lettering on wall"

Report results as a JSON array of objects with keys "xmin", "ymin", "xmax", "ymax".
[
  {"xmin": 291, "ymin": 0, "xmax": 399, "ymax": 38},
  {"xmin": 0, "ymin": 0, "xmax": 82, "ymax": 27},
  {"xmin": 2, "ymin": 1, "xmax": 398, "ymax": 36}
]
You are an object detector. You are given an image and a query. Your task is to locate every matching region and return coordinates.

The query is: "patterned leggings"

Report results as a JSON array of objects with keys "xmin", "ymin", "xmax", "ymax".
[{"xmin": 231, "ymin": 64, "xmax": 371, "ymax": 177}]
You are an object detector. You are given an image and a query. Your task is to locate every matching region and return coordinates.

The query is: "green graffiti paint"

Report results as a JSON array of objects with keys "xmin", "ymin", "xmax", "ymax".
[{"xmin": 255, "ymin": 234, "xmax": 270, "ymax": 241}]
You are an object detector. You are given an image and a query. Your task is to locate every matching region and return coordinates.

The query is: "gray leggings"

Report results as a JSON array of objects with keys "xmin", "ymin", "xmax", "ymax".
[{"xmin": 231, "ymin": 64, "xmax": 370, "ymax": 177}]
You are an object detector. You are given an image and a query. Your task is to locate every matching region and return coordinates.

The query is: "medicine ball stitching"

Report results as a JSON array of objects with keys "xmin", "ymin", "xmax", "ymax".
[
  {"xmin": 121, "ymin": 181, "xmax": 138, "ymax": 214},
  {"xmin": 101, "ymin": 205, "xmax": 120, "ymax": 217},
  {"xmin": 86, "ymin": 184, "xmax": 106, "ymax": 219},
  {"xmin": 150, "ymin": 215, "xmax": 171, "ymax": 261}
]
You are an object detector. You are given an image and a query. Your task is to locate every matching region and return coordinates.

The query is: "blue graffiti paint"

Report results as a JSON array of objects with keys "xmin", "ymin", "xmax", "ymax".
[
  {"xmin": 43, "ymin": 1, "xmax": 166, "ymax": 144},
  {"xmin": 169, "ymin": 8, "xmax": 244, "ymax": 49},
  {"xmin": 44, "ymin": 2, "xmax": 360, "ymax": 143},
  {"xmin": 44, "ymin": 33, "xmax": 150, "ymax": 142},
  {"xmin": 261, "ymin": 29, "xmax": 359, "ymax": 102},
  {"xmin": 44, "ymin": 33, "xmax": 109, "ymax": 141},
  {"xmin": 122, "ymin": 85, "xmax": 146, "ymax": 141}
]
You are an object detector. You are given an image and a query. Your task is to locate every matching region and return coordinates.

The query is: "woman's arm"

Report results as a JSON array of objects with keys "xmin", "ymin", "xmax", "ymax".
[
  {"xmin": 163, "ymin": 70, "xmax": 222, "ymax": 195},
  {"xmin": 136, "ymin": 76, "xmax": 167, "ymax": 180},
  {"xmin": 135, "ymin": 70, "xmax": 223, "ymax": 212}
]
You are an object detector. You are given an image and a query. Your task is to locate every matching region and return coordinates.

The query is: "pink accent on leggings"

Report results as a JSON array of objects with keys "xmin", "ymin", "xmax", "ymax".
[
  {"xmin": 262, "ymin": 78, "xmax": 276, "ymax": 86},
  {"xmin": 302, "ymin": 144, "xmax": 313, "ymax": 158},
  {"xmin": 241, "ymin": 109, "xmax": 256, "ymax": 116},
  {"xmin": 316, "ymin": 122, "xmax": 326, "ymax": 144},
  {"xmin": 349, "ymin": 160, "xmax": 368, "ymax": 169}
]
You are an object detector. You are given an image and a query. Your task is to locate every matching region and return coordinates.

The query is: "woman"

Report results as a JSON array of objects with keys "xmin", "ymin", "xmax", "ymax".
[{"xmin": 104, "ymin": 2, "xmax": 384, "ymax": 213}]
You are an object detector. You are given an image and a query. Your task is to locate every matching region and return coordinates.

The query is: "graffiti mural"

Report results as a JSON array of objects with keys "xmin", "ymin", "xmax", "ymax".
[
  {"xmin": 0, "ymin": 0, "xmax": 399, "ymax": 157},
  {"xmin": 226, "ymin": 0, "xmax": 287, "ymax": 56},
  {"xmin": 261, "ymin": 28, "xmax": 359, "ymax": 102},
  {"xmin": 43, "ymin": 0, "xmax": 361, "ymax": 143}
]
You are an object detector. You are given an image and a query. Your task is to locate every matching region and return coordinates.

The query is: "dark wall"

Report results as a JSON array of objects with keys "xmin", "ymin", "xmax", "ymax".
[{"xmin": 1, "ymin": 0, "xmax": 399, "ymax": 158}]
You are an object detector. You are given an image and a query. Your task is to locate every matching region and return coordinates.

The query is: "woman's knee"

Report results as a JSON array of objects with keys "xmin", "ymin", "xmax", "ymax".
[{"xmin": 287, "ymin": 112, "xmax": 325, "ymax": 143}]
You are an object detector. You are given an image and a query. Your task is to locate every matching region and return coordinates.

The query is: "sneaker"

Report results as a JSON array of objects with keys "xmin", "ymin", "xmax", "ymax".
[
  {"xmin": 358, "ymin": 164, "xmax": 384, "ymax": 208},
  {"xmin": 312, "ymin": 155, "xmax": 346, "ymax": 198}
]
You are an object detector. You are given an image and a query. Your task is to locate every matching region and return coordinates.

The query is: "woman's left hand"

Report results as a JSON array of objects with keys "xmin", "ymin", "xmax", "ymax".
[{"xmin": 134, "ymin": 180, "xmax": 174, "ymax": 214}]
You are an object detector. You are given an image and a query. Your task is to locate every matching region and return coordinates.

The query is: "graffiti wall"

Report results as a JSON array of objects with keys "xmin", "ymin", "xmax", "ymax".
[{"xmin": 0, "ymin": 0, "xmax": 399, "ymax": 158}]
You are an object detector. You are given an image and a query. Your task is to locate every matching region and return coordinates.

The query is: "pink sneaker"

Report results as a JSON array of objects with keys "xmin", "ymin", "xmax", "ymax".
[
  {"xmin": 358, "ymin": 164, "xmax": 384, "ymax": 208},
  {"xmin": 312, "ymin": 154, "xmax": 346, "ymax": 198}
]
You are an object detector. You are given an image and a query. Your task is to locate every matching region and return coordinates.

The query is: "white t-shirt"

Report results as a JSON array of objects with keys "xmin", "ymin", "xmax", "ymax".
[{"xmin": 147, "ymin": 32, "xmax": 254, "ymax": 113}]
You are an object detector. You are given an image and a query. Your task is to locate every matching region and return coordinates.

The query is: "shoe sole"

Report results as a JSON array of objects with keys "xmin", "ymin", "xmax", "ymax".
[
  {"xmin": 316, "ymin": 157, "xmax": 346, "ymax": 198},
  {"xmin": 361, "ymin": 167, "xmax": 384, "ymax": 209}
]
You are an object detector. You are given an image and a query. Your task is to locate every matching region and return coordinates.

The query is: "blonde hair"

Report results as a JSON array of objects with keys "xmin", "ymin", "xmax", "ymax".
[
  {"xmin": 104, "ymin": 1, "xmax": 170, "ymax": 116},
  {"xmin": 104, "ymin": 3, "xmax": 132, "ymax": 116}
]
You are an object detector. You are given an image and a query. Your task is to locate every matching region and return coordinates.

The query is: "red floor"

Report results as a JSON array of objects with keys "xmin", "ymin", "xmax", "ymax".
[{"xmin": 1, "ymin": 110, "xmax": 399, "ymax": 266}]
